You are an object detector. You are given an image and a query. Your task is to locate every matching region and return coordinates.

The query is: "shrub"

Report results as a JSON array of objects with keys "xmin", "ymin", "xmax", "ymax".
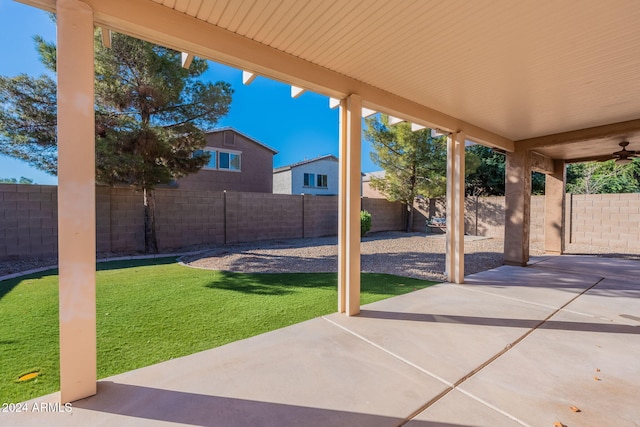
[{"xmin": 360, "ymin": 210, "xmax": 372, "ymax": 236}]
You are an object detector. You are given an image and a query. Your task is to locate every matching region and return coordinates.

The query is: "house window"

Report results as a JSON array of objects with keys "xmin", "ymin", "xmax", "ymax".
[
  {"xmin": 304, "ymin": 173, "xmax": 315, "ymax": 187},
  {"xmin": 219, "ymin": 150, "xmax": 241, "ymax": 171},
  {"xmin": 304, "ymin": 173, "xmax": 327, "ymax": 188},
  {"xmin": 194, "ymin": 149, "xmax": 216, "ymax": 169}
]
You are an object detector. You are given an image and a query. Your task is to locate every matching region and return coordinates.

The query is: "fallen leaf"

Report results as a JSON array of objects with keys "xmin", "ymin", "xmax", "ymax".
[
  {"xmin": 594, "ymin": 376, "xmax": 601, "ymax": 381},
  {"xmin": 595, "ymin": 368, "xmax": 600, "ymax": 372},
  {"xmin": 554, "ymin": 422, "xmax": 566, "ymax": 427},
  {"xmin": 570, "ymin": 405, "xmax": 581, "ymax": 412}
]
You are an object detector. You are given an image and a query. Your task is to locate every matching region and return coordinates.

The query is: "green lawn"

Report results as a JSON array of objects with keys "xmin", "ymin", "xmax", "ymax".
[{"xmin": 0, "ymin": 258, "xmax": 436, "ymax": 403}]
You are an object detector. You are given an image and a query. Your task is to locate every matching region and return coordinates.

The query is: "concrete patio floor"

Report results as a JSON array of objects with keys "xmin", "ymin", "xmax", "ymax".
[{"xmin": 3, "ymin": 255, "xmax": 639, "ymax": 427}]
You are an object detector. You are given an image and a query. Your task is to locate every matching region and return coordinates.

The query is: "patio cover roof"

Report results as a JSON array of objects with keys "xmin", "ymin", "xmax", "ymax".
[{"xmin": 22, "ymin": 0, "xmax": 640, "ymax": 161}]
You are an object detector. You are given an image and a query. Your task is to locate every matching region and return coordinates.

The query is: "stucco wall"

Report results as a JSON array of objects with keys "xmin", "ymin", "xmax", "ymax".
[
  {"xmin": 362, "ymin": 181, "xmax": 385, "ymax": 199},
  {"xmin": 290, "ymin": 159, "xmax": 339, "ymax": 195},
  {"xmin": 272, "ymin": 170, "xmax": 292, "ymax": 194}
]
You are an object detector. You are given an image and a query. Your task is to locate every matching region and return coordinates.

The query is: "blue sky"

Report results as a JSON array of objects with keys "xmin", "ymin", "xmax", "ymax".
[{"xmin": 0, "ymin": 0, "xmax": 377, "ymax": 185}]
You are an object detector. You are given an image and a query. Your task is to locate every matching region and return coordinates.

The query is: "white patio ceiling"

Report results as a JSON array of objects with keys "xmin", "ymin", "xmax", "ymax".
[{"xmin": 22, "ymin": 0, "xmax": 640, "ymax": 161}]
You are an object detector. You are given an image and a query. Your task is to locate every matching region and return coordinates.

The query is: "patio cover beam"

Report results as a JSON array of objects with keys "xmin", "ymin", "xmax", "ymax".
[
  {"xmin": 18, "ymin": 0, "xmax": 514, "ymax": 153},
  {"xmin": 517, "ymin": 118, "xmax": 640, "ymax": 150},
  {"xmin": 56, "ymin": 0, "xmax": 96, "ymax": 403},
  {"xmin": 530, "ymin": 151, "xmax": 555, "ymax": 175}
]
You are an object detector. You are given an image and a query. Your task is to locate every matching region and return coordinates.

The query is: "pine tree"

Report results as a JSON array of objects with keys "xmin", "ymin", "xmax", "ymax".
[
  {"xmin": 0, "ymin": 29, "xmax": 233, "ymax": 253},
  {"xmin": 365, "ymin": 115, "xmax": 447, "ymax": 232}
]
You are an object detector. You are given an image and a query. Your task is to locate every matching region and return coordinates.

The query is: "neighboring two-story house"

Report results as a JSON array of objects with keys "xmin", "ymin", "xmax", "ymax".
[
  {"xmin": 177, "ymin": 128, "xmax": 278, "ymax": 192},
  {"xmin": 273, "ymin": 155, "xmax": 339, "ymax": 195}
]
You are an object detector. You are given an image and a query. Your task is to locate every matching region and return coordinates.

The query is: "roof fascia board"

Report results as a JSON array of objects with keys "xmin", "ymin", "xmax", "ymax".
[
  {"xmin": 23, "ymin": 0, "xmax": 513, "ymax": 152},
  {"xmin": 16, "ymin": 0, "xmax": 55, "ymax": 12}
]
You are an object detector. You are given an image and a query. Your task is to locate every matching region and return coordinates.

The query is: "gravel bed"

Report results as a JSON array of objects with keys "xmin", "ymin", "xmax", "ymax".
[
  {"xmin": 2, "ymin": 232, "xmax": 638, "ymax": 281},
  {"xmin": 182, "ymin": 232, "xmax": 541, "ymax": 282}
]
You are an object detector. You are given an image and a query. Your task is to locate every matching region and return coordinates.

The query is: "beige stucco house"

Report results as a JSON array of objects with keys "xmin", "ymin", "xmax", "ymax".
[{"xmin": 362, "ymin": 171, "xmax": 386, "ymax": 199}]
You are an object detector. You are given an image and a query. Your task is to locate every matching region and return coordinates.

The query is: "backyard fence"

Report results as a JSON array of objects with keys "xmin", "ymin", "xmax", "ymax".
[
  {"xmin": 0, "ymin": 184, "xmax": 404, "ymax": 260},
  {"xmin": 1, "ymin": 183, "xmax": 638, "ymax": 260}
]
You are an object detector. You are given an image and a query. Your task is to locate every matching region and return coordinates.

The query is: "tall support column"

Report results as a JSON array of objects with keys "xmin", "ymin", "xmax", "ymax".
[
  {"xmin": 446, "ymin": 132, "xmax": 465, "ymax": 284},
  {"xmin": 544, "ymin": 159, "xmax": 566, "ymax": 255},
  {"xmin": 337, "ymin": 101, "xmax": 347, "ymax": 313},
  {"xmin": 57, "ymin": 0, "xmax": 96, "ymax": 403},
  {"xmin": 504, "ymin": 147, "xmax": 531, "ymax": 266},
  {"xmin": 337, "ymin": 95, "xmax": 362, "ymax": 316}
]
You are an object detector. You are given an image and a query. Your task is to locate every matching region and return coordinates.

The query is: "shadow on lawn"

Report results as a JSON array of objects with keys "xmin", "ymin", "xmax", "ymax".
[
  {"xmin": 204, "ymin": 271, "xmax": 336, "ymax": 296},
  {"xmin": 96, "ymin": 256, "xmax": 177, "ymax": 272},
  {"xmin": 0, "ymin": 257, "xmax": 178, "ymax": 302},
  {"xmin": 0, "ymin": 269, "xmax": 58, "ymax": 301},
  {"xmin": 204, "ymin": 271, "xmax": 434, "ymax": 297}
]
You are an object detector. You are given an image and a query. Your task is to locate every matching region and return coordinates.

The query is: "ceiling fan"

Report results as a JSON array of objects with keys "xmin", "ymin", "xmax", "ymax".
[{"xmin": 612, "ymin": 141, "xmax": 638, "ymax": 165}]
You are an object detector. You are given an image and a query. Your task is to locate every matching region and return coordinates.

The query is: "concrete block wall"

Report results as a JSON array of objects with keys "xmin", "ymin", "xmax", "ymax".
[
  {"xmin": 450, "ymin": 193, "xmax": 639, "ymax": 252},
  {"xmin": 153, "ymin": 188, "xmax": 224, "ymax": 250},
  {"xmin": 303, "ymin": 195, "xmax": 338, "ymax": 238},
  {"xmin": 2, "ymin": 184, "xmax": 639, "ymax": 259},
  {"xmin": 567, "ymin": 193, "xmax": 640, "ymax": 251},
  {"xmin": 108, "ymin": 187, "xmax": 145, "ymax": 253},
  {"xmin": 412, "ymin": 198, "xmax": 444, "ymax": 232},
  {"xmin": 96, "ymin": 186, "xmax": 112, "ymax": 253},
  {"xmin": 362, "ymin": 197, "xmax": 405, "ymax": 232},
  {"xmin": 226, "ymin": 192, "xmax": 303, "ymax": 243},
  {"xmin": 0, "ymin": 184, "xmax": 58, "ymax": 259}
]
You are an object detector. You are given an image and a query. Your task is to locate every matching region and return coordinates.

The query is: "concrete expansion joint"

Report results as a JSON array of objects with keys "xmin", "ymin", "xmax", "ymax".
[
  {"xmin": 322, "ymin": 315, "xmax": 528, "ymax": 426},
  {"xmin": 326, "ymin": 277, "xmax": 605, "ymax": 426}
]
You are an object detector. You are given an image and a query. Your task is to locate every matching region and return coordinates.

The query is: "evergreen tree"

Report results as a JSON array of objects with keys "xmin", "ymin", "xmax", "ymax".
[
  {"xmin": 0, "ymin": 30, "xmax": 233, "ymax": 253},
  {"xmin": 465, "ymin": 145, "xmax": 546, "ymax": 196},
  {"xmin": 566, "ymin": 160, "xmax": 640, "ymax": 194},
  {"xmin": 365, "ymin": 115, "xmax": 447, "ymax": 232}
]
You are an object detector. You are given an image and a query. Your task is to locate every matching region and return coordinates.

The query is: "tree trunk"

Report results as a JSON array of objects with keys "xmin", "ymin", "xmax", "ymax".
[
  {"xmin": 143, "ymin": 188, "xmax": 159, "ymax": 254},
  {"xmin": 406, "ymin": 202, "xmax": 414, "ymax": 233}
]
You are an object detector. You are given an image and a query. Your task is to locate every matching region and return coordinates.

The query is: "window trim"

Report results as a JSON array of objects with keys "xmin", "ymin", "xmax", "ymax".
[
  {"xmin": 195, "ymin": 148, "xmax": 217, "ymax": 170},
  {"xmin": 304, "ymin": 173, "xmax": 328, "ymax": 188},
  {"xmin": 316, "ymin": 174, "xmax": 328, "ymax": 188},
  {"xmin": 303, "ymin": 172, "xmax": 316, "ymax": 187},
  {"xmin": 218, "ymin": 149, "xmax": 242, "ymax": 172}
]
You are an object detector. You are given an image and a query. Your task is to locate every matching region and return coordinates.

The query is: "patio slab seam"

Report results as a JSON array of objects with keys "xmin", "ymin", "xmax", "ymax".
[
  {"xmin": 322, "ymin": 315, "xmax": 529, "ymax": 426},
  {"xmin": 422, "ymin": 276, "xmax": 606, "ymax": 424},
  {"xmin": 326, "ymin": 276, "xmax": 607, "ymax": 426}
]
